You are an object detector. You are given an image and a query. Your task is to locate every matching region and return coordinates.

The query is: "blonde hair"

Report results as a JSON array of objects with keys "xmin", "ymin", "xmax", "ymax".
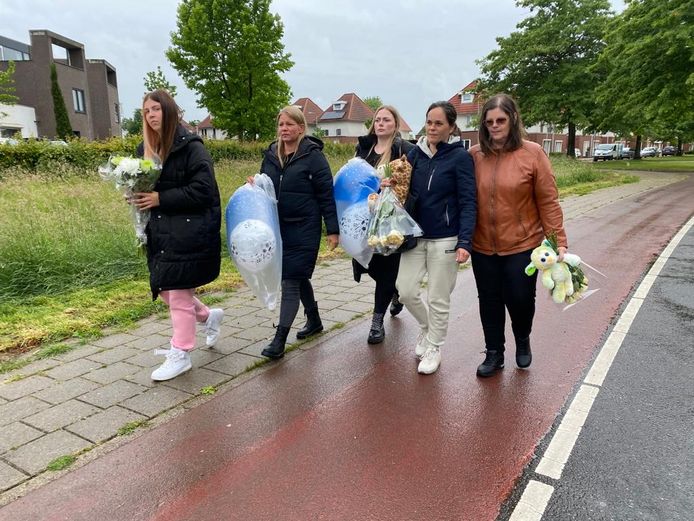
[
  {"xmin": 142, "ymin": 89, "xmax": 181, "ymax": 163},
  {"xmin": 365, "ymin": 105, "xmax": 402, "ymax": 167},
  {"xmin": 276, "ymin": 105, "xmax": 307, "ymax": 168}
]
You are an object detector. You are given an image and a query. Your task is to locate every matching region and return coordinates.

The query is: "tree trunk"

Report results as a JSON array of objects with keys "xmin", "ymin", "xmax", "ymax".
[
  {"xmin": 567, "ymin": 122, "xmax": 576, "ymax": 157},
  {"xmin": 634, "ymin": 135, "xmax": 642, "ymax": 159}
]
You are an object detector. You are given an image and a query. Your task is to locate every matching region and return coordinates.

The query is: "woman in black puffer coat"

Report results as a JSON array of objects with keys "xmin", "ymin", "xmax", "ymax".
[
  {"xmin": 253, "ymin": 105, "xmax": 339, "ymax": 359},
  {"xmin": 133, "ymin": 90, "xmax": 222, "ymax": 382},
  {"xmin": 354, "ymin": 105, "xmax": 414, "ymax": 344}
]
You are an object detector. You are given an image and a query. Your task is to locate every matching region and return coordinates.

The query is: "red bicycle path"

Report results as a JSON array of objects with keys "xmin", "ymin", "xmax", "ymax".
[{"xmin": 1, "ymin": 175, "xmax": 692, "ymax": 521}]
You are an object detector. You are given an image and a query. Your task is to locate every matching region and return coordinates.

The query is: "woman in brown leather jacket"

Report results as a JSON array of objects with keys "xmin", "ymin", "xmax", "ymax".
[{"xmin": 468, "ymin": 93, "xmax": 569, "ymax": 377}]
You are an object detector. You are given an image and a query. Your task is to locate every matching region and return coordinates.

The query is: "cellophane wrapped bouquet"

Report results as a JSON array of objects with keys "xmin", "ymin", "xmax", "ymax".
[
  {"xmin": 99, "ymin": 156, "xmax": 161, "ymax": 249},
  {"xmin": 366, "ymin": 159, "xmax": 422, "ymax": 255}
]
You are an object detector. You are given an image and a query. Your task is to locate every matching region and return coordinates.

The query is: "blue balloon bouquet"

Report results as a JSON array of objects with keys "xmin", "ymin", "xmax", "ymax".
[
  {"xmin": 225, "ymin": 174, "xmax": 282, "ymax": 310},
  {"xmin": 333, "ymin": 158, "xmax": 380, "ymax": 268}
]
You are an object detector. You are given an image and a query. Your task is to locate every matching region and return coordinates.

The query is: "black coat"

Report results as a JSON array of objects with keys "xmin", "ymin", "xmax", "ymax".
[
  {"xmin": 261, "ymin": 136, "xmax": 339, "ymax": 280},
  {"xmin": 352, "ymin": 135, "xmax": 415, "ymax": 282},
  {"xmin": 139, "ymin": 126, "xmax": 221, "ymax": 299}
]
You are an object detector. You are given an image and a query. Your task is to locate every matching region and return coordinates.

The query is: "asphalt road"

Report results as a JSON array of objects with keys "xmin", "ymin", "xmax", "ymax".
[{"xmin": 0, "ymin": 174, "xmax": 692, "ymax": 521}]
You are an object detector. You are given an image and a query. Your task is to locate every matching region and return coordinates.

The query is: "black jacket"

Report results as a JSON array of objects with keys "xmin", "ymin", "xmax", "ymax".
[
  {"xmin": 354, "ymin": 135, "xmax": 415, "ymax": 166},
  {"xmin": 406, "ymin": 139, "xmax": 476, "ymax": 252},
  {"xmin": 261, "ymin": 136, "xmax": 339, "ymax": 280},
  {"xmin": 138, "ymin": 126, "xmax": 221, "ymax": 299}
]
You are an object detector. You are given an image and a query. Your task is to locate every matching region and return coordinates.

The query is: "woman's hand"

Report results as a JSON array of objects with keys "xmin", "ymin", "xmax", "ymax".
[
  {"xmin": 133, "ymin": 191, "xmax": 160, "ymax": 210},
  {"xmin": 246, "ymin": 176, "xmax": 255, "ymax": 185},
  {"xmin": 380, "ymin": 178, "xmax": 394, "ymax": 189},
  {"xmin": 456, "ymin": 248, "xmax": 470, "ymax": 264},
  {"xmin": 558, "ymin": 246, "xmax": 567, "ymax": 262},
  {"xmin": 326, "ymin": 234, "xmax": 339, "ymax": 251}
]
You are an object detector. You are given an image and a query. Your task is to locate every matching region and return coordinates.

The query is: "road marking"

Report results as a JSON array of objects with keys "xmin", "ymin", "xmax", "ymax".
[{"xmin": 510, "ymin": 215, "xmax": 693, "ymax": 519}]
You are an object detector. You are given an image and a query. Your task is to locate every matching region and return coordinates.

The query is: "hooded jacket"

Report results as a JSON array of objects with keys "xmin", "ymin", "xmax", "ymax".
[
  {"xmin": 140, "ymin": 125, "xmax": 221, "ymax": 299},
  {"xmin": 405, "ymin": 136, "xmax": 476, "ymax": 252},
  {"xmin": 261, "ymin": 136, "xmax": 339, "ymax": 279},
  {"xmin": 469, "ymin": 140, "xmax": 567, "ymax": 255}
]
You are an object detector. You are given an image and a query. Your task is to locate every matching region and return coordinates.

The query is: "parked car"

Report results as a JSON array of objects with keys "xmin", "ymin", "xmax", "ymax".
[
  {"xmin": 620, "ymin": 147, "xmax": 634, "ymax": 159},
  {"xmin": 593, "ymin": 143, "xmax": 621, "ymax": 161},
  {"xmin": 662, "ymin": 145, "xmax": 677, "ymax": 156},
  {"xmin": 640, "ymin": 147, "xmax": 658, "ymax": 158}
]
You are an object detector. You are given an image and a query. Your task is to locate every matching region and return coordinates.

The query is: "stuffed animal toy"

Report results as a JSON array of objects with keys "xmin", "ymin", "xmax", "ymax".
[{"xmin": 525, "ymin": 244, "xmax": 582, "ymax": 304}]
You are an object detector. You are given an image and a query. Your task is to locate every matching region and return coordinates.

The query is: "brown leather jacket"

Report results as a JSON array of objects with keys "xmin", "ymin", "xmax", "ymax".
[{"xmin": 469, "ymin": 140, "xmax": 567, "ymax": 255}]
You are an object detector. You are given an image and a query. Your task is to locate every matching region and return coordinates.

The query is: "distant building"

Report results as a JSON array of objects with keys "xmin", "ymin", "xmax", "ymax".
[
  {"xmin": 0, "ymin": 30, "xmax": 121, "ymax": 140},
  {"xmin": 0, "ymin": 103, "xmax": 37, "ymax": 138},
  {"xmin": 292, "ymin": 97, "xmax": 323, "ymax": 135},
  {"xmin": 196, "ymin": 114, "xmax": 227, "ymax": 140},
  {"xmin": 317, "ymin": 93, "xmax": 373, "ymax": 143}
]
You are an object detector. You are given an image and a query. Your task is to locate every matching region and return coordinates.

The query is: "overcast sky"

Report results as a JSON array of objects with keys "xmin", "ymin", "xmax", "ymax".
[{"xmin": 1, "ymin": 0, "xmax": 625, "ymax": 132}]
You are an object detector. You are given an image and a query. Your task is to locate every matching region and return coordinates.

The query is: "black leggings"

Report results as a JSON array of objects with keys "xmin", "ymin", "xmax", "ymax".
[
  {"xmin": 471, "ymin": 249, "xmax": 538, "ymax": 352},
  {"xmin": 278, "ymin": 278, "xmax": 316, "ymax": 328},
  {"xmin": 353, "ymin": 253, "xmax": 400, "ymax": 314}
]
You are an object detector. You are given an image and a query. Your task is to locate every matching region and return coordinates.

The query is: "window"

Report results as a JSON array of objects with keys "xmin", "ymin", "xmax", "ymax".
[
  {"xmin": 461, "ymin": 93, "xmax": 473, "ymax": 103},
  {"xmin": 335, "ymin": 128, "xmax": 342, "ymax": 136},
  {"xmin": 554, "ymin": 140, "xmax": 562, "ymax": 153},
  {"xmin": 72, "ymin": 89, "xmax": 86, "ymax": 113},
  {"xmin": 114, "ymin": 103, "xmax": 120, "ymax": 124},
  {"xmin": 461, "ymin": 139, "xmax": 471, "ymax": 150},
  {"xmin": 542, "ymin": 139, "xmax": 552, "ymax": 155}
]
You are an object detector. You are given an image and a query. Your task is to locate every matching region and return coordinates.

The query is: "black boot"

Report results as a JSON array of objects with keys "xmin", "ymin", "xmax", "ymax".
[
  {"xmin": 296, "ymin": 302, "xmax": 323, "ymax": 340},
  {"xmin": 389, "ymin": 292, "xmax": 404, "ymax": 317},
  {"xmin": 515, "ymin": 337, "xmax": 532, "ymax": 368},
  {"xmin": 261, "ymin": 326, "xmax": 290, "ymax": 359},
  {"xmin": 476, "ymin": 350, "xmax": 505, "ymax": 377},
  {"xmin": 367, "ymin": 312, "xmax": 385, "ymax": 344}
]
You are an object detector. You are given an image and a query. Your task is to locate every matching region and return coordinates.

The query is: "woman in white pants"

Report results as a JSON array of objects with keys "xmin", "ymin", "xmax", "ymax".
[{"xmin": 385, "ymin": 101, "xmax": 476, "ymax": 374}]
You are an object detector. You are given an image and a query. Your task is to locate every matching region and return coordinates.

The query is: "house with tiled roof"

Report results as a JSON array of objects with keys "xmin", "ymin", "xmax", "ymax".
[
  {"xmin": 196, "ymin": 114, "xmax": 227, "ymax": 140},
  {"xmin": 450, "ymin": 81, "xmax": 617, "ymax": 156},
  {"xmin": 317, "ymin": 93, "xmax": 373, "ymax": 143},
  {"xmin": 292, "ymin": 97, "xmax": 323, "ymax": 135}
]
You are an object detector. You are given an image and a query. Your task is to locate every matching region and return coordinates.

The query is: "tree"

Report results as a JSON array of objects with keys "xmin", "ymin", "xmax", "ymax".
[
  {"xmin": 593, "ymin": 0, "xmax": 694, "ymax": 154},
  {"xmin": 50, "ymin": 63, "xmax": 72, "ymax": 139},
  {"xmin": 363, "ymin": 96, "xmax": 383, "ymax": 129},
  {"xmin": 121, "ymin": 108, "xmax": 143, "ymax": 136},
  {"xmin": 0, "ymin": 61, "xmax": 19, "ymax": 105},
  {"xmin": 143, "ymin": 66, "xmax": 177, "ymax": 97},
  {"xmin": 477, "ymin": 0, "xmax": 612, "ymax": 157},
  {"xmin": 167, "ymin": 0, "xmax": 294, "ymax": 140}
]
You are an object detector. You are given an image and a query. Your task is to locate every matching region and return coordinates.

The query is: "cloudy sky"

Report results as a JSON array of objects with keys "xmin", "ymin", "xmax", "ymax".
[{"xmin": 1, "ymin": 0, "xmax": 625, "ymax": 132}]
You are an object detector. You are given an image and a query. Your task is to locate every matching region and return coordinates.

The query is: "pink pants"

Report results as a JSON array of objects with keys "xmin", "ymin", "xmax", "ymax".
[{"xmin": 159, "ymin": 289, "xmax": 210, "ymax": 351}]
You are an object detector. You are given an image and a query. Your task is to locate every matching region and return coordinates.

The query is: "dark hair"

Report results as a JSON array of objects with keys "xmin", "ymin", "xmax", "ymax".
[
  {"xmin": 426, "ymin": 101, "xmax": 460, "ymax": 137},
  {"xmin": 478, "ymin": 93, "xmax": 524, "ymax": 155},
  {"xmin": 143, "ymin": 89, "xmax": 181, "ymax": 163}
]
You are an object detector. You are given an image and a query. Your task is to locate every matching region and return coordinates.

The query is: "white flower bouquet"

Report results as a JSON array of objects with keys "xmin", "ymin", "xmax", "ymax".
[
  {"xmin": 99, "ymin": 156, "xmax": 162, "ymax": 249},
  {"xmin": 366, "ymin": 163, "xmax": 422, "ymax": 256}
]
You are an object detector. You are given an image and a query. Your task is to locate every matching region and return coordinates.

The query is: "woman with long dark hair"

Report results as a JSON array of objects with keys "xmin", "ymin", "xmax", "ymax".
[
  {"xmin": 133, "ymin": 89, "xmax": 222, "ymax": 381},
  {"xmin": 469, "ymin": 93, "xmax": 569, "ymax": 377}
]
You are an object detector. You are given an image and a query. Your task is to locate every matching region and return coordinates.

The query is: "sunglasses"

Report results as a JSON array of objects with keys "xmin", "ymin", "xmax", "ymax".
[{"xmin": 484, "ymin": 117, "xmax": 509, "ymax": 127}]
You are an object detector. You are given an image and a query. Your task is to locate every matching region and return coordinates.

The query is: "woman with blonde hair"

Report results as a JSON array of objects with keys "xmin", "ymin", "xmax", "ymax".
[
  {"xmin": 353, "ymin": 105, "xmax": 414, "ymax": 343},
  {"xmin": 253, "ymin": 105, "xmax": 340, "ymax": 359},
  {"xmin": 133, "ymin": 89, "xmax": 222, "ymax": 381}
]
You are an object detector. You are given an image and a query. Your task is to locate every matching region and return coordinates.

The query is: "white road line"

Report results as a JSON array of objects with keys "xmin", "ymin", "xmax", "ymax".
[{"xmin": 509, "ymin": 215, "xmax": 693, "ymax": 519}]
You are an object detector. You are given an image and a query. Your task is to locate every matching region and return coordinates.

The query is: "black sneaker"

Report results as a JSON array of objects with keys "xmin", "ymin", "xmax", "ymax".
[
  {"xmin": 515, "ymin": 337, "xmax": 532, "ymax": 368},
  {"xmin": 389, "ymin": 294, "xmax": 404, "ymax": 316},
  {"xmin": 476, "ymin": 350, "xmax": 504, "ymax": 377}
]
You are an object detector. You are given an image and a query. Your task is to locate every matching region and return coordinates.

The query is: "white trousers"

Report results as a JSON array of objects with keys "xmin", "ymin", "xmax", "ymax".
[{"xmin": 395, "ymin": 237, "xmax": 459, "ymax": 348}]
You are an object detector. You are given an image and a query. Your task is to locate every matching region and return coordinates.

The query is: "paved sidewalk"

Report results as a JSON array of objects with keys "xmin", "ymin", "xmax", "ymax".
[{"xmin": 0, "ymin": 170, "xmax": 686, "ymax": 499}]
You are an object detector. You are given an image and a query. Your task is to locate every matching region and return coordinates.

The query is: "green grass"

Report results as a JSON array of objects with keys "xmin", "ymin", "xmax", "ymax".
[
  {"xmin": 45, "ymin": 454, "xmax": 77, "ymax": 471},
  {"xmin": 117, "ymin": 419, "xmax": 150, "ymax": 436},
  {"xmin": 0, "ymin": 154, "xmax": 634, "ymax": 359},
  {"xmin": 593, "ymin": 155, "xmax": 694, "ymax": 172}
]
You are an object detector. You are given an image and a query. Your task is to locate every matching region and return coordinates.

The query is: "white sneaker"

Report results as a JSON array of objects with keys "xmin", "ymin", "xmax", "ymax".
[
  {"xmin": 205, "ymin": 308, "xmax": 224, "ymax": 347},
  {"xmin": 417, "ymin": 346, "xmax": 441, "ymax": 374},
  {"xmin": 151, "ymin": 347, "xmax": 192, "ymax": 381},
  {"xmin": 415, "ymin": 330, "xmax": 429, "ymax": 359}
]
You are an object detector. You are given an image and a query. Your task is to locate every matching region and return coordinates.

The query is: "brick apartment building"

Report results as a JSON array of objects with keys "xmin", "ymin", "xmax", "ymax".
[{"xmin": 0, "ymin": 30, "xmax": 121, "ymax": 140}]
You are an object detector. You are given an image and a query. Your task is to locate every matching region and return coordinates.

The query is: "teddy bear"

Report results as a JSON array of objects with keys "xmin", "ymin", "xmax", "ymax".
[{"xmin": 525, "ymin": 244, "xmax": 577, "ymax": 304}]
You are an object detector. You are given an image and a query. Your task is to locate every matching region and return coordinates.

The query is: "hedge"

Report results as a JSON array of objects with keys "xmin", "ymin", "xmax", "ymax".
[{"xmin": 0, "ymin": 136, "xmax": 356, "ymax": 176}]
